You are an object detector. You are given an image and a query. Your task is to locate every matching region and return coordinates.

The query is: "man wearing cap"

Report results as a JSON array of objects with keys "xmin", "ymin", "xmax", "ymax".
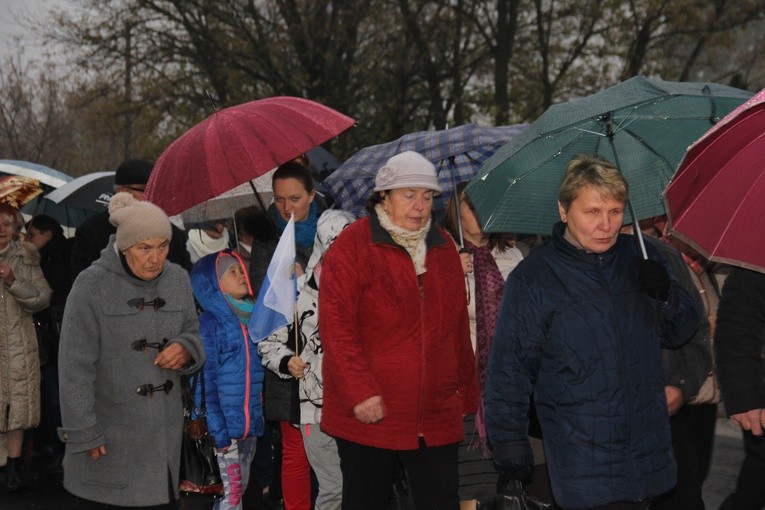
[{"xmin": 69, "ymin": 159, "xmax": 192, "ymax": 280}]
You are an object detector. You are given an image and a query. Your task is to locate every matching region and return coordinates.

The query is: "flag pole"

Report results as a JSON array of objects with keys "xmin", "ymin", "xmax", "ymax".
[{"xmin": 294, "ymin": 306, "xmax": 299, "ymax": 355}]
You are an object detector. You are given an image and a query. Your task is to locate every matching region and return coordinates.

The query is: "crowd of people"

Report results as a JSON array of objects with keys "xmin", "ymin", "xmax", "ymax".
[{"xmin": 0, "ymin": 148, "xmax": 758, "ymax": 510}]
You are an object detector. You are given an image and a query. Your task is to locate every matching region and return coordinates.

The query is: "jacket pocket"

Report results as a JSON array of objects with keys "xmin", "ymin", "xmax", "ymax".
[{"xmin": 82, "ymin": 425, "xmax": 127, "ymax": 489}]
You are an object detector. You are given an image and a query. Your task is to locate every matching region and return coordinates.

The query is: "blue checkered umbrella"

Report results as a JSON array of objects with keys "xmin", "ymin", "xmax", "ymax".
[{"xmin": 324, "ymin": 123, "xmax": 530, "ymax": 219}]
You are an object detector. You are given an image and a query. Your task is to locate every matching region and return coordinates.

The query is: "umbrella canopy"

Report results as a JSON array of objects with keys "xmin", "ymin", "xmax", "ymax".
[
  {"xmin": 180, "ymin": 172, "xmax": 274, "ymax": 225},
  {"xmin": 21, "ymin": 196, "xmax": 97, "ymax": 232},
  {"xmin": 179, "ymin": 146, "xmax": 339, "ymax": 224},
  {"xmin": 664, "ymin": 87, "xmax": 765, "ymax": 273},
  {"xmin": 0, "ymin": 160, "xmax": 96, "ymax": 231},
  {"xmin": 0, "ymin": 160, "xmax": 72, "ymax": 188},
  {"xmin": 324, "ymin": 123, "xmax": 530, "ymax": 219},
  {"xmin": 45, "ymin": 171, "xmax": 116, "ymax": 212},
  {"xmin": 145, "ymin": 96, "xmax": 355, "ymax": 216},
  {"xmin": 0, "ymin": 175, "xmax": 43, "ymax": 208},
  {"xmin": 466, "ymin": 76, "xmax": 753, "ymax": 235}
]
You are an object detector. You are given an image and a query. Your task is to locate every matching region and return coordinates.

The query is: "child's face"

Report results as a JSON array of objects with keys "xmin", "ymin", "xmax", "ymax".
[{"xmin": 220, "ymin": 263, "xmax": 248, "ymax": 300}]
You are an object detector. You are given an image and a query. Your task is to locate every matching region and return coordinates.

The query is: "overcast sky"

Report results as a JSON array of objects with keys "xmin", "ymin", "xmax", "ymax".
[{"xmin": 0, "ymin": 0, "xmax": 69, "ymax": 62}]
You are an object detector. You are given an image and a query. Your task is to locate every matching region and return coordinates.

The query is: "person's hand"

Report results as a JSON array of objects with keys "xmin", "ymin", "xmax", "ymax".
[
  {"xmin": 460, "ymin": 252, "xmax": 473, "ymax": 275},
  {"xmin": 496, "ymin": 464, "xmax": 533, "ymax": 492},
  {"xmin": 731, "ymin": 409, "xmax": 765, "ymax": 436},
  {"xmin": 217, "ymin": 439, "xmax": 237, "ymax": 455},
  {"xmin": 665, "ymin": 385, "xmax": 684, "ymax": 416},
  {"xmin": 88, "ymin": 445, "xmax": 107, "ymax": 460},
  {"xmin": 287, "ymin": 356, "xmax": 310, "ymax": 379},
  {"xmin": 0, "ymin": 263, "xmax": 15, "ymax": 286},
  {"xmin": 353, "ymin": 395, "xmax": 385, "ymax": 424},
  {"xmin": 637, "ymin": 258, "xmax": 670, "ymax": 301},
  {"xmin": 154, "ymin": 342, "xmax": 191, "ymax": 370}
]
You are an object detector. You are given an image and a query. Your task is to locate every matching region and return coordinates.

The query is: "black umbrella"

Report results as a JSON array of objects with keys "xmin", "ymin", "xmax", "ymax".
[{"xmin": 45, "ymin": 171, "xmax": 115, "ymax": 212}]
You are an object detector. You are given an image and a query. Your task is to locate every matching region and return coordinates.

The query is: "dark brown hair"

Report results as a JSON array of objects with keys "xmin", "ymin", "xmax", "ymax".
[
  {"xmin": 441, "ymin": 181, "xmax": 514, "ymax": 252},
  {"xmin": 272, "ymin": 160, "xmax": 315, "ymax": 194}
]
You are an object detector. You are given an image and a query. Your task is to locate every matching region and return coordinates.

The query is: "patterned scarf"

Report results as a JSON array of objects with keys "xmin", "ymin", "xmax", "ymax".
[
  {"xmin": 375, "ymin": 204, "xmax": 430, "ymax": 275},
  {"xmin": 467, "ymin": 240, "xmax": 506, "ymax": 455}
]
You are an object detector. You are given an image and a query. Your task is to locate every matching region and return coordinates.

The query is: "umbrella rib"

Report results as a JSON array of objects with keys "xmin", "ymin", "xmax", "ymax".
[
  {"xmin": 510, "ymin": 129, "xmax": 594, "ymax": 184},
  {"xmin": 573, "ymin": 127, "xmax": 607, "ymax": 137},
  {"xmin": 710, "ymin": 165, "xmax": 765, "ymax": 254},
  {"xmin": 621, "ymin": 127, "xmax": 675, "ymax": 172}
]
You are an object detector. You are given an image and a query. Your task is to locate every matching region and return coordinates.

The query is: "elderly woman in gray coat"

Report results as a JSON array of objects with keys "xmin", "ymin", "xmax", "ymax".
[{"xmin": 58, "ymin": 193, "xmax": 205, "ymax": 509}]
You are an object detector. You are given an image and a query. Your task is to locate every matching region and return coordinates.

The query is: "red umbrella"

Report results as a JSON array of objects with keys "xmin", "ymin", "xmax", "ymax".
[
  {"xmin": 145, "ymin": 96, "xmax": 355, "ymax": 216},
  {"xmin": 664, "ymin": 87, "xmax": 765, "ymax": 272}
]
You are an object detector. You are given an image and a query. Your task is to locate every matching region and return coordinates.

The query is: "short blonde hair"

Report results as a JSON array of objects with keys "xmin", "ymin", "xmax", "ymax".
[{"xmin": 558, "ymin": 155, "xmax": 628, "ymax": 211}]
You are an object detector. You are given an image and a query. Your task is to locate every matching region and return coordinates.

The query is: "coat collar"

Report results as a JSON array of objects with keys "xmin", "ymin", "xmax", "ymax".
[
  {"xmin": 368, "ymin": 210, "xmax": 447, "ymax": 249},
  {"xmin": 551, "ymin": 221, "xmax": 626, "ymax": 268}
]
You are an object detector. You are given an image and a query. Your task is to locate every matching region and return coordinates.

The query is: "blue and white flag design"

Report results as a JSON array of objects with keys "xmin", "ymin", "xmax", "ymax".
[{"xmin": 248, "ymin": 215, "xmax": 297, "ymax": 342}]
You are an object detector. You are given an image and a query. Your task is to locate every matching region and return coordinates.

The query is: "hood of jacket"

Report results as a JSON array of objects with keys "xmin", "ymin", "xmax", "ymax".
[
  {"xmin": 190, "ymin": 249, "xmax": 252, "ymax": 318},
  {"xmin": 305, "ymin": 210, "xmax": 356, "ymax": 275}
]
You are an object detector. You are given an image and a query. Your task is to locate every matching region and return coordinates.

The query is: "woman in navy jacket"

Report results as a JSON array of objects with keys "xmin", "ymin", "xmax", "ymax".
[{"xmin": 485, "ymin": 155, "xmax": 699, "ymax": 509}]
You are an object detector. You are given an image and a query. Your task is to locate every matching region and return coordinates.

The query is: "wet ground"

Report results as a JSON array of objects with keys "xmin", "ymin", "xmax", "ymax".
[{"xmin": 0, "ymin": 418, "xmax": 748, "ymax": 510}]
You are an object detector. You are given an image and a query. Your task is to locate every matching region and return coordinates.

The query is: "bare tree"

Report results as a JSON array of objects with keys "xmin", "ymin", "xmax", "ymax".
[{"xmin": 0, "ymin": 50, "xmax": 77, "ymax": 169}]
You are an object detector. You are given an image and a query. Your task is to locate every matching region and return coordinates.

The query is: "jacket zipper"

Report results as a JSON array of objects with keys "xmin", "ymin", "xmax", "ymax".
[
  {"xmin": 417, "ymin": 273, "xmax": 426, "ymax": 438},
  {"xmin": 239, "ymin": 322, "xmax": 251, "ymax": 439},
  {"xmin": 598, "ymin": 254, "xmax": 636, "ymax": 493}
]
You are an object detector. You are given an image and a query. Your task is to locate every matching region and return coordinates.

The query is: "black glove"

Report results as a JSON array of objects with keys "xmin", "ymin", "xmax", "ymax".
[
  {"xmin": 496, "ymin": 464, "xmax": 534, "ymax": 493},
  {"xmin": 637, "ymin": 257, "xmax": 670, "ymax": 302}
]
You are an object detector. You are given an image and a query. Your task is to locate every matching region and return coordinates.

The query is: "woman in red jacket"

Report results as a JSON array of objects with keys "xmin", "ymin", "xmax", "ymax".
[{"xmin": 319, "ymin": 151, "xmax": 478, "ymax": 510}]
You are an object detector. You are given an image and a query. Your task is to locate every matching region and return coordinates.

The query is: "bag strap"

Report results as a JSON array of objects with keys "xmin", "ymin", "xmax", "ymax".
[{"xmin": 181, "ymin": 371, "xmax": 207, "ymax": 416}]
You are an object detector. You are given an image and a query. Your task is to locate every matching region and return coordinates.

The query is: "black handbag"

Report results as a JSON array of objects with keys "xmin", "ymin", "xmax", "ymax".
[
  {"xmin": 478, "ymin": 480, "xmax": 553, "ymax": 510},
  {"xmin": 179, "ymin": 372, "xmax": 224, "ymax": 498}
]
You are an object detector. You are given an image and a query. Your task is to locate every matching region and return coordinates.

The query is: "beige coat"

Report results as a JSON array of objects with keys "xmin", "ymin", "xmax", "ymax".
[{"xmin": 0, "ymin": 240, "xmax": 52, "ymax": 431}]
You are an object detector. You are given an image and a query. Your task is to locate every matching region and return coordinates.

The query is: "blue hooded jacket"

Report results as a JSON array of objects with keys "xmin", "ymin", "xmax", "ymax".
[{"xmin": 191, "ymin": 250, "xmax": 264, "ymax": 448}]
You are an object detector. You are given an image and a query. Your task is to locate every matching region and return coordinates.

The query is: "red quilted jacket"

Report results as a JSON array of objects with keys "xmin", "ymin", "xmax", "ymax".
[{"xmin": 319, "ymin": 213, "xmax": 478, "ymax": 450}]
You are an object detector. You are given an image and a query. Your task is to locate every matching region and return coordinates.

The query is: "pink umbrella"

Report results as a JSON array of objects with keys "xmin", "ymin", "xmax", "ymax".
[
  {"xmin": 145, "ymin": 96, "xmax": 355, "ymax": 216},
  {"xmin": 664, "ymin": 87, "xmax": 765, "ymax": 272}
]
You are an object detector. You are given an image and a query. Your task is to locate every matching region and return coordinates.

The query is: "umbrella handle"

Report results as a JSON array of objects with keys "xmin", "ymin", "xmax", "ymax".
[{"xmin": 627, "ymin": 201, "xmax": 649, "ymax": 259}]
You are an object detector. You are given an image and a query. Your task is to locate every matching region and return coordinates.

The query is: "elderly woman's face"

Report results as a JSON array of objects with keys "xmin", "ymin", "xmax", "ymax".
[
  {"xmin": 273, "ymin": 177, "xmax": 315, "ymax": 222},
  {"xmin": 381, "ymin": 188, "xmax": 434, "ymax": 231},
  {"xmin": 124, "ymin": 236, "xmax": 170, "ymax": 280},
  {"xmin": 0, "ymin": 213, "xmax": 17, "ymax": 250},
  {"xmin": 558, "ymin": 185, "xmax": 624, "ymax": 253}
]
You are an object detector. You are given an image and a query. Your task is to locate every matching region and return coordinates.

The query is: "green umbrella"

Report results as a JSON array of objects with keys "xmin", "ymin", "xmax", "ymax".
[{"xmin": 466, "ymin": 76, "xmax": 753, "ymax": 236}]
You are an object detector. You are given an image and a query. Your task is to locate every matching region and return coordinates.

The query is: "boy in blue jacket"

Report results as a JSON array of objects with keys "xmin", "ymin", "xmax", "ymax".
[{"xmin": 191, "ymin": 250, "xmax": 265, "ymax": 510}]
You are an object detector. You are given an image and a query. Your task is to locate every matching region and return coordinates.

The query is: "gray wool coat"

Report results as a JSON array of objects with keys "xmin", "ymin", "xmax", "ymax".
[{"xmin": 58, "ymin": 237, "xmax": 204, "ymax": 507}]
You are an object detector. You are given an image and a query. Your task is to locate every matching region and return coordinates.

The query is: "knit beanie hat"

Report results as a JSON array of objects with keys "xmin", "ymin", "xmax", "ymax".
[
  {"xmin": 373, "ymin": 151, "xmax": 443, "ymax": 194},
  {"xmin": 216, "ymin": 254, "xmax": 239, "ymax": 281},
  {"xmin": 108, "ymin": 192, "xmax": 172, "ymax": 251}
]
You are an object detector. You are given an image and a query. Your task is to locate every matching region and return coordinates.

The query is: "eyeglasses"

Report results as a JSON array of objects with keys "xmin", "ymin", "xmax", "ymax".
[
  {"xmin": 131, "ymin": 338, "xmax": 168, "ymax": 352},
  {"xmin": 136, "ymin": 379, "xmax": 174, "ymax": 397},
  {"xmin": 127, "ymin": 297, "xmax": 166, "ymax": 310},
  {"xmin": 0, "ymin": 221, "xmax": 15, "ymax": 229}
]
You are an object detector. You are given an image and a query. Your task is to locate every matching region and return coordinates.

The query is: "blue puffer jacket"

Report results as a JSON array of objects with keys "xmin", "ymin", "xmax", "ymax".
[
  {"xmin": 191, "ymin": 251, "xmax": 264, "ymax": 449},
  {"xmin": 485, "ymin": 222, "xmax": 699, "ymax": 509}
]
